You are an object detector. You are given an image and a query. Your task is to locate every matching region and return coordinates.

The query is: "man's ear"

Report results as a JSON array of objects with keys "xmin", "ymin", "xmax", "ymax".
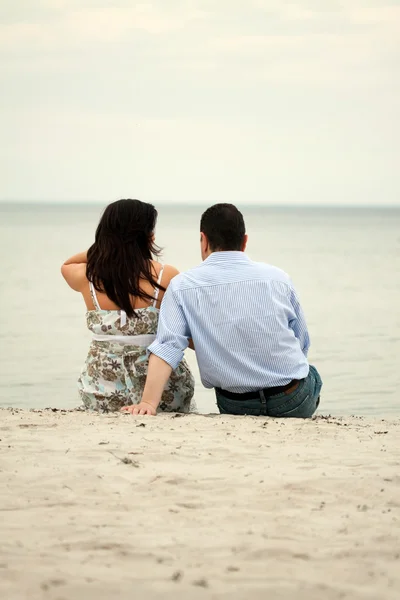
[
  {"xmin": 241, "ymin": 234, "xmax": 248, "ymax": 252},
  {"xmin": 200, "ymin": 232, "xmax": 208, "ymax": 253}
]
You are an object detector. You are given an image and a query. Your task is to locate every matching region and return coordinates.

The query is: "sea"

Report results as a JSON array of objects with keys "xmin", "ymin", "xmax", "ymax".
[{"xmin": 0, "ymin": 203, "xmax": 399, "ymax": 416}]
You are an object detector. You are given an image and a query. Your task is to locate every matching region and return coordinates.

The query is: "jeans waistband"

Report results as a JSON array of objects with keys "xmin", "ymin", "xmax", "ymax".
[{"xmin": 215, "ymin": 379, "xmax": 301, "ymax": 401}]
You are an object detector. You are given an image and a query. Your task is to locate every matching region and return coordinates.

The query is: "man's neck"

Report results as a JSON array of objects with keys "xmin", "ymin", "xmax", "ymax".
[
  {"xmin": 205, "ymin": 248, "xmax": 244, "ymax": 258},
  {"xmin": 203, "ymin": 250, "xmax": 249, "ymax": 263}
]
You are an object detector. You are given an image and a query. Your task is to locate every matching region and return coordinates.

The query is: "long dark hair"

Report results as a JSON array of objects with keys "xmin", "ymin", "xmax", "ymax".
[{"xmin": 86, "ymin": 199, "xmax": 165, "ymax": 317}]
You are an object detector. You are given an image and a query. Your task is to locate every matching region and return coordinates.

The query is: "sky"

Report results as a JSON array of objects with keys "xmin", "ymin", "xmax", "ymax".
[{"xmin": 0, "ymin": 1, "xmax": 399, "ymax": 206}]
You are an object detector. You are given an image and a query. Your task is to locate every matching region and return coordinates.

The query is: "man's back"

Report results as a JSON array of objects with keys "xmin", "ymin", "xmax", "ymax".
[
  {"xmin": 124, "ymin": 203, "xmax": 321, "ymax": 418},
  {"xmin": 151, "ymin": 251, "xmax": 310, "ymax": 392}
]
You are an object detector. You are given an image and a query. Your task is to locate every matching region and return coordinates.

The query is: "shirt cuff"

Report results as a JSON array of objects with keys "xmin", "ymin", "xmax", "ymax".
[{"xmin": 147, "ymin": 340, "xmax": 184, "ymax": 370}]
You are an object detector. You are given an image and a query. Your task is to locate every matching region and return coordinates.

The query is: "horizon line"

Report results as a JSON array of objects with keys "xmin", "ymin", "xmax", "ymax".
[{"xmin": 0, "ymin": 200, "xmax": 399, "ymax": 210}]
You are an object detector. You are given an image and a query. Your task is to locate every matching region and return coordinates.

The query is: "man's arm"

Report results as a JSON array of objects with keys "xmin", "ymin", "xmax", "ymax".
[
  {"xmin": 122, "ymin": 283, "xmax": 190, "ymax": 415},
  {"xmin": 289, "ymin": 287, "xmax": 310, "ymax": 356},
  {"xmin": 122, "ymin": 354, "xmax": 173, "ymax": 415}
]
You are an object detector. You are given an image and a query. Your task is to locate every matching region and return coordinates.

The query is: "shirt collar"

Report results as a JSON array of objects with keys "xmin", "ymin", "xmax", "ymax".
[{"xmin": 203, "ymin": 251, "xmax": 251, "ymax": 265}]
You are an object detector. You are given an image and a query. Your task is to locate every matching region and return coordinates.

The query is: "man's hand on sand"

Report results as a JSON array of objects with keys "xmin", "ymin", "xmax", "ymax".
[{"xmin": 121, "ymin": 402, "xmax": 157, "ymax": 416}]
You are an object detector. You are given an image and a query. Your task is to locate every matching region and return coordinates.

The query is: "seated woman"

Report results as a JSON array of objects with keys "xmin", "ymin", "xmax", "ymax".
[{"xmin": 61, "ymin": 198, "xmax": 195, "ymax": 413}]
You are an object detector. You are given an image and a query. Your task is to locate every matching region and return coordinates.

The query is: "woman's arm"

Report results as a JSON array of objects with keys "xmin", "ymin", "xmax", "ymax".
[
  {"xmin": 61, "ymin": 252, "xmax": 88, "ymax": 292},
  {"xmin": 63, "ymin": 251, "xmax": 88, "ymax": 265}
]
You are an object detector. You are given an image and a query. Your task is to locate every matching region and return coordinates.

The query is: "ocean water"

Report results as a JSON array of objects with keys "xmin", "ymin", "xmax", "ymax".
[{"xmin": 0, "ymin": 203, "xmax": 399, "ymax": 416}]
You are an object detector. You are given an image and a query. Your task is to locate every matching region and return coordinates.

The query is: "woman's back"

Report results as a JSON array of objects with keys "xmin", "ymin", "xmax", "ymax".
[
  {"xmin": 86, "ymin": 261, "xmax": 164, "ymax": 338},
  {"xmin": 61, "ymin": 199, "xmax": 195, "ymax": 413}
]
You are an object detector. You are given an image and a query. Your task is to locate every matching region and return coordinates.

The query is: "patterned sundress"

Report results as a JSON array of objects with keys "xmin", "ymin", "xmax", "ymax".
[{"xmin": 78, "ymin": 269, "xmax": 195, "ymax": 413}]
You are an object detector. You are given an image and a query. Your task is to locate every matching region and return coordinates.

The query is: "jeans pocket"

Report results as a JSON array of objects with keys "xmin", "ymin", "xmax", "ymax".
[
  {"xmin": 278, "ymin": 395, "xmax": 317, "ymax": 418},
  {"xmin": 267, "ymin": 378, "xmax": 317, "ymax": 418},
  {"xmin": 267, "ymin": 379, "xmax": 307, "ymax": 412}
]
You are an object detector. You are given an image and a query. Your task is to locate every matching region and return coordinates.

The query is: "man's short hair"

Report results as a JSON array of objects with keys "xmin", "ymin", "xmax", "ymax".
[{"xmin": 200, "ymin": 204, "xmax": 246, "ymax": 251}]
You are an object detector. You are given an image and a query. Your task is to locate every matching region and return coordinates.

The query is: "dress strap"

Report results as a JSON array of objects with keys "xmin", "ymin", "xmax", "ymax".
[
  {"xmin": 89, "ymin": 281, "xmax": 101, "ymax": 311},
  {"xmin": 152, "ymin": 265, "xmax": 164, "ymax": 307}
]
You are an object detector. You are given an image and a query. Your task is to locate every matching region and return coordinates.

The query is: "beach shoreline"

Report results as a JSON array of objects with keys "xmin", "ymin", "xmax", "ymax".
[{"xmin": 0, "ymin": 409, "xmax": 399, "ymax": 599}]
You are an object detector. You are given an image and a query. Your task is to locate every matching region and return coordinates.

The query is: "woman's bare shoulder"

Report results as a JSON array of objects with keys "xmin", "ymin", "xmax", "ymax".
[
  {"xmin": 150, "ymin": 261, "xmax": 179, "ymax": 279},
  {"xmin": 162, "ymin": 264, "xmax": 180, "ymax": 281}
]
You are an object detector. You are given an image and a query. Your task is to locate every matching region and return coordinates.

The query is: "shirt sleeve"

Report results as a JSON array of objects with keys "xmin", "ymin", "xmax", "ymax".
[
  {"xmin": 147, "ymin": 285, "xmax": 190, "ymax": 369},
  {"xmin": 289, "ymin": 287, "xmax": 310, "ymax": 357}
]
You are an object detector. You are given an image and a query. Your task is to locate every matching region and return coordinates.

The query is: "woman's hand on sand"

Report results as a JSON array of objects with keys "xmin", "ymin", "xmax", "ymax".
[{"xmin": 121, "ymin": 402, "xmax": 157, "ymax": 416}]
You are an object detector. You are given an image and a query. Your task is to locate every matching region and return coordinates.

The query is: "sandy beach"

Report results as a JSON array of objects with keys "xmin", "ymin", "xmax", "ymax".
[{"xmin": 0, "ymin": 409, "xmax": 399, "ymax": 600}]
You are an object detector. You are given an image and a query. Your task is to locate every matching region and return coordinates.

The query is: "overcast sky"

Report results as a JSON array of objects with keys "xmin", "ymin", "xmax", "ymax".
[{"xmin": 1, "ymin": 1, "xmax": 399, "ymax": 205}]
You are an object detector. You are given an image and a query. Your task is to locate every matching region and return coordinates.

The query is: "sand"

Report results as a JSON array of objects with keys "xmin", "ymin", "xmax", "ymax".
[{"xmin": 0, "ymin": 408, "xmax": 399, "ymax": 600}]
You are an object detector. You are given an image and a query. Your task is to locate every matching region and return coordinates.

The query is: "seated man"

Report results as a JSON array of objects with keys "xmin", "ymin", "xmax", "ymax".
[{"xmin": 123, "ymin": 203, "xmax": 322, "ymax": 417}]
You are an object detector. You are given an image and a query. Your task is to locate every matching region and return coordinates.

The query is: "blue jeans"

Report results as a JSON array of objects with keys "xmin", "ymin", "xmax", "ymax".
[{"xmin": 216, "ymin": 365, "xmax": 322, "ymax": 418}]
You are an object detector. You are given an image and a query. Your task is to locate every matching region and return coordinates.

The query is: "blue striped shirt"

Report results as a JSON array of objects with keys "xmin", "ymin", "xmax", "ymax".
[{"xmin": 148, "ymin": 251, "xmax": 310, "ymax": 393}]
